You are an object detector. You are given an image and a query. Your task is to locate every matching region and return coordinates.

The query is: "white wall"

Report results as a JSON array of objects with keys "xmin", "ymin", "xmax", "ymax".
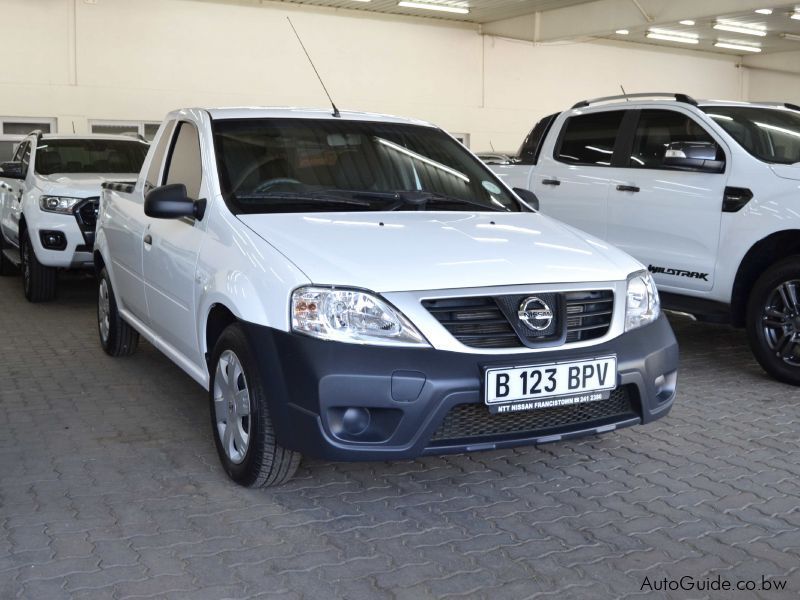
[{"xmin": 0, "ymin": 0, "xmax": 788, "ymax": 152}]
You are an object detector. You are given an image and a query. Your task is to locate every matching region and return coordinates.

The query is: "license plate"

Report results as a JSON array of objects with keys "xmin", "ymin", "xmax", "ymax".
[{"xmin": 485, "ymin": 356, "xmax": 617, "ymax": 414}]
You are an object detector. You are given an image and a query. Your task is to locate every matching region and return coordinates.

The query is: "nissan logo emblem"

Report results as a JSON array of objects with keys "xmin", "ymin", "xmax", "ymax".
[{"xmin": 518, "ymin": 297, "xmax": 554, "ymax": 331}]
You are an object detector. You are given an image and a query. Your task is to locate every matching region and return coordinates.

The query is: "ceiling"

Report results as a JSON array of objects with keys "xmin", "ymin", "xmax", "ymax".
[
  {"xmin": 267, "ymin": 1, "xmax": 800, "ymax": 56},
  {"xmin": 273, "ymin": 0, "xmax": 596, "ymax": 24},
  {"xmin": 607, "ymin": 4, "xmax": 800, "ymax": 55}
]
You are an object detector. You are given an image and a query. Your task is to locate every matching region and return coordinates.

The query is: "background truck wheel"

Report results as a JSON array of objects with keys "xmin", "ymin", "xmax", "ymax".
[
  {"xmin": 0, "ymin": 233, "xmax": 18, "ymax": 276},
  {"xmin": 20, "ymin": 231, "xmax": 56, "ymax": 302},
  {"xmin": 209, "ymin": 323, "xmax": 301, "ymax": 487},
  {"xmin": 97, "ymin": 267, "xmax": 139, "ymax": 356},
  {"xmin": 746, "ymin": 256, "xmax": 800, "ymax": 386}
]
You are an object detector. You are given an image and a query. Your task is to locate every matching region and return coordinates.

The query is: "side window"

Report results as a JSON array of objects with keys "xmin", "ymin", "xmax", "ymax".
[
  {"xmin": 518, "ymin": 112, "xmax": 559, "ymax": 165},
  {"xmin": 162, "ymin": 121, "xmax": 202, "ymax": 199},
  {"xmin": 144, "ymin": 120, "xmax": 176, "ymax": 190},
  {"xmin": 629, "ymin": 110, "xmax": 720, "ymax": 169},
  {"xmin": 12, "ymin": 140, "xmax": 26, "ymax": 162},
  {"xmin": 555, "ymin": 111, "xmax": 624, "ymax": 166}
]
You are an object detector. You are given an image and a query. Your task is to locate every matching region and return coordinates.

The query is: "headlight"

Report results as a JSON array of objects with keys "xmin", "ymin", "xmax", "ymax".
[
  {"xmin": 625, "ymin": 270, "xmax": 660, "ymax": 331},
  {"xmin": 291, "ymin": 287, "xmax": 428, "ymax": 347},
  {"xmin": 40, "ymin": 196, "xmax": 82, "ymax": 214}
]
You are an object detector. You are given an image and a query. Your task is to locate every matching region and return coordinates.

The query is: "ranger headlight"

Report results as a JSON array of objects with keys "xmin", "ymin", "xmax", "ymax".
[
  {"xmin": 291, "ymin": 287, "xmax": 428, "ymax": 347},
  {"xmin": 40, "ymin": 196, "xmax": 82, "ymax": 214}
]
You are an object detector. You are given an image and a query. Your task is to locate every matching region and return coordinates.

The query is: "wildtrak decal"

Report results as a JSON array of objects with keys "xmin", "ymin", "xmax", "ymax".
[{"xmin": 649, "ymin": 265, "xmax": 709, "ymax": 281}]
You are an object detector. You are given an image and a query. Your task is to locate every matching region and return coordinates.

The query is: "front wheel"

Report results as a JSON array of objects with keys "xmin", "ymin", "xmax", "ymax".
[
  {"xmin": 209, "ymin": 323, "xmax": 301, "ymax": 487},
  {"xmin": 747, "ymin": 256, "xmax": 800, "ymax": 385},
  {"xmin": 20, "ymin": 231, "xmax": 56, "ymax": 302}
]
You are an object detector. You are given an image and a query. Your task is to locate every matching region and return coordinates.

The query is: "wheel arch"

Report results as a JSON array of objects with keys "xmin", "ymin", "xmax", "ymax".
[
  {"xmin": 204, "ymin": 303, "xmax": 239, "ymax": 365},
  {"xmin": 732, "ymin": 230, "xmax": 800, "ymax": 326}
]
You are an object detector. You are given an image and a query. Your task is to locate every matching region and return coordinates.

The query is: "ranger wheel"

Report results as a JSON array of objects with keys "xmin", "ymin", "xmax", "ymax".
[
  {"xmin": 747, "ymin": 256, "xmax": 800, "ymax": 386},
  {"xmin": 20, "ymin": 231, "xmax": 56, "ymax": 302},
  {"xmin": 97, "ymin": 267, "xmax": 139, "ymax": 356},
  {"xmin": 0, "ymin": 233, "xmax": 18, "ymax": 276},
  {"xmin": 209, "ymin": 323, "xmax": 301, "ymax": 487}
]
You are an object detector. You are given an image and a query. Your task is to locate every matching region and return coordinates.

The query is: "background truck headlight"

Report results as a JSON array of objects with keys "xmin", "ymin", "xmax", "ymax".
[
  {"xmin": 291, "ymin": 287, "xmax": 428, "ymax": 347},
  {"xmin": 40, "ymin": 196, "xmax": 82, "ymax": 214},
  {"xmin": 625, "ymin": 270, "xmax": 660, "ymax": 331}
]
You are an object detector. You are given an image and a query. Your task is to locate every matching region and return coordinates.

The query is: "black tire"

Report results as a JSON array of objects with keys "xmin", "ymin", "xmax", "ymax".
[
  {"xmin": 209, "ymin": 323, "xmax": 301, "ymax": 487},
  {"xmin": 97, "ymin": 267, "xmax": 139, "ymax": 357},
  {"xmin": 746, "ymin": 255, "xmax": 800, "ymax": 385},
  {"xmin": 20, "ymin": 231, "xmax": 57, "ymax": 302},
  {"xmin": 0, "ymin": 233, "xmax": 18, "ymax": 276}
]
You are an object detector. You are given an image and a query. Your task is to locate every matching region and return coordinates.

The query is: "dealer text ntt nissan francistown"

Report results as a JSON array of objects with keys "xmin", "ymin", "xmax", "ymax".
[{"xmin": 95, "ymin": 107, "xmax": 678, "ymax": 487}]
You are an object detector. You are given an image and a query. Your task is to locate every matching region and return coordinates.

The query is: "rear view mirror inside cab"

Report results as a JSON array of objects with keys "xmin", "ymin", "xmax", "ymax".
[{"xmin": 327, "ymin": 133, "xmax": 362, "ymax": 147}]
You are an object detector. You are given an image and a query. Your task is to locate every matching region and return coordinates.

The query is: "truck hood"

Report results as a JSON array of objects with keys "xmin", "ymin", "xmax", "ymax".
[
  {"xmin": 38, "ymin": 173, "xmax": 138, "ymax": 197},
  {"xmin": 770, "ymin": 163, "xmax": 800, "ymax": 181},
  {"xmin": 237, "ymin": 211, "xmax": 642, "ymax": 292}
]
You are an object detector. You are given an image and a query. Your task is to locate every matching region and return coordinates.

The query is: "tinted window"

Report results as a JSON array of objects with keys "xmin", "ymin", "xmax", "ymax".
[
  {"xmin": 555, "ymin": 111, "xmax": 624, "ymax": 166},
  {"xmin": 702, "ymin": 106, "xmax": 800, "ymax": 165},
  {"xmin": 212, "ymin": 119, "xmax": 521, "ymax": 214},
  {"xmin": 630, "ymin": 110, "xmax": 717, "ymax": 168},
  {"xmin": 35, "ymin": 139, "xmax": 148, "ymax": 175},
  {"xmin": 518, "ymin": 112, "xmax": 559, "ymax": 165},
  {"xmin": 163, "ymin": 122, "xmax": 202, "ymax": 199}
]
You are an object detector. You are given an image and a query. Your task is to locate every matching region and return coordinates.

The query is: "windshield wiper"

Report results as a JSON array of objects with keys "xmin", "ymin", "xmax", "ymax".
[
  {"xmin": 233, "ymin": 191, "xmax": 371, "ymax": 208},
  {"xmin": 386, "ymin": 191, "xmax": 508, "ymax": 212}
]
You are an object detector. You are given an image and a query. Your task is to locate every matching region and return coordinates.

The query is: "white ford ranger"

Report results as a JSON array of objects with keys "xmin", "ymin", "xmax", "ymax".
[
  {"xmin": 0, "ymin": 132, "xmax": 148, "ymax": 301},
  {"xmin": 95, "ymin": 107, "xmax": 678, "ymax": 487},
  {"xmin": 490, "ymin": 93, "xmax": 800, "ymax": 386}
]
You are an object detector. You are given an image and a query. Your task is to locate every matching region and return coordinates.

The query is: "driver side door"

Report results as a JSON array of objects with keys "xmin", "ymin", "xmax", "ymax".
[{"xmin": 142, "ymin": 120, "xmax": 207, "ymax": 366}]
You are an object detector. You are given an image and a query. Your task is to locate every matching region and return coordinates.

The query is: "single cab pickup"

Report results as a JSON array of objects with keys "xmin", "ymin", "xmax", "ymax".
[
  {"xmin": 490, "ymin": 93, "xmax": 800, "ymax": 386},
  {"xmin": 95, "ymin": 107, "xmax": 678, "ymax": 487}
]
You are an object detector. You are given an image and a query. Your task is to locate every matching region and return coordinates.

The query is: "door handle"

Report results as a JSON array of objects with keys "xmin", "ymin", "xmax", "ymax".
[
  {"xmin": 143, "ymin": 234, "xmax": 152, "ymax": 245},
  {"xmin": 616, "ymin": 184, "xmax": 640, "ymax": 193},
  {"xmin": 541, "ymin": 179, "xmax": 561, "ymax": 186}
]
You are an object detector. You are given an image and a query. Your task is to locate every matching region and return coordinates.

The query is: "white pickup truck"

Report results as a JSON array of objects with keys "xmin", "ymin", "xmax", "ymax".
[
  {"xmin": 0, "ymin": 132, "xmax": 147, "ymax": 301},
  {"xmin": 490, "ymin": 93, "xmax": 800, "ymax": 386},
  {"xmin": 95, "ymin": 107, "xmax": 678, "ymax": 487}
]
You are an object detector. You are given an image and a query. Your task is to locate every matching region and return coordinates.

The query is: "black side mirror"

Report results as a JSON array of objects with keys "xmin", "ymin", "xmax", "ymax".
[
  {"xmin": 513, "ymin": 187, "xmax": 539, "ymax": 211},
  {"xmin": 144, "ymin": 184, "xmax": 206, "ymax": 220},
  {"xmin": 663, "ymin": 141, "xmax": 725, "ymax": 173},
  {"xmin": 0, "ymin": 161, "xmax": 24, "ymax": 179}
]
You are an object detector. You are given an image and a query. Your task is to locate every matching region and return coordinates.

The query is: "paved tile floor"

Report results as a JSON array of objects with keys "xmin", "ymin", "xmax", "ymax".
[{"xmin": 1, "ymin": 274, "xmax": 799, "ymax": 599}]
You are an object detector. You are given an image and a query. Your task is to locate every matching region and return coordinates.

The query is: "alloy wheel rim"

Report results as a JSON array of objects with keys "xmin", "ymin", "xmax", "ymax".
[
  {"xmin": 762, "ymin": 279, "xmax": 800, "ymax": 366},
  {"xmin": 98, "ymin": 279, "xmax": 110, "ymax": 342},
  {"xmin": 213, "ymin": 350, "xmax": 251, "ymax": 464}
]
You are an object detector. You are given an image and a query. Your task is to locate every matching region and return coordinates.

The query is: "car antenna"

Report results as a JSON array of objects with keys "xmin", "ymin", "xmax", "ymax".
[
  {"xmin": 620, "ymin": 85, "xmax": 630, "ymax": 101},
  {"xmin": 72, "ymin": 121, "xmax": 76, "ymax": 133},
  {"xmin": 287, "ymin": 17, "xmax": 341, "ymax": 118},
  {"xmin": 489, "ymin": 140, "xmax": 496, "ymax": 152}
]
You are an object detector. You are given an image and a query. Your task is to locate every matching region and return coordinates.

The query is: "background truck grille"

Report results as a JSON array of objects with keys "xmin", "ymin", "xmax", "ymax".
[
  {"xmin": 430, "ymin": 386, "xmax": 635, "ymax": 444},
  {"xmin": 72, "ymin": 197, "xmax": 99, "ymax": 246},
  {"xmin": 422, "ymin": 290, "xmax": 613, "ymax": 349}
]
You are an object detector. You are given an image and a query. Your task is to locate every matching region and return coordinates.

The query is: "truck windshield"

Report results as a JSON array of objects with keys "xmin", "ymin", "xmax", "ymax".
[
  {"xmin": 35, "ymin": 139, "xmax": 148, "ymax": 175},
  {"xmin": 702, "ymin": 106, "xmax": 800, "ymax": 165},
  {"xmin": 212, "ymin": 118, "xmax": 521, "ymax": 213}
]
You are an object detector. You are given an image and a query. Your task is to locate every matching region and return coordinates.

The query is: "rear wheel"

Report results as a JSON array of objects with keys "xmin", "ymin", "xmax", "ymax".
[
  {"xmin": 20, "ymin": 231, "xmax": 56, "ymax": 302},
  {"xmin": 0, "ymin": 233, "xmax": 18, "ymax": 276},
  {"xmin": 209, "ymin": 323, "xmax": 301, "ymax": 487},
  {"xmin": 747, "ymin": 256, "xmax": 800, "ymax": 385},
  {"xmin": 97, "ymin": 267, "xmax": 139, "ymax": 356}
]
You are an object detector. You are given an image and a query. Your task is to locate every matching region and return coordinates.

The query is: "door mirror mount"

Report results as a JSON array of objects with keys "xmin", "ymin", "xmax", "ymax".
[
  {"xmin": 144, "ymin": 184, "xmax": 205, "ymax": 220},
  {"xmin": 513, "ymin": 187, "xmax": 540, "ymax": 211},
  {"xmin": 663, "ymin": 141, "xmax": 725, "ymax": 173},
  {"xmin": 0, "ymin": 161, "xmax": 24, "ymax": 180}
]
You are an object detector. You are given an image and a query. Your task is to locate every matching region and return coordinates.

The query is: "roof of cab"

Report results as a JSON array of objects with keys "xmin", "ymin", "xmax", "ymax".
[{"xmin": 197, "ymin": 106, "xmax": 436, "ymax": 127}]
